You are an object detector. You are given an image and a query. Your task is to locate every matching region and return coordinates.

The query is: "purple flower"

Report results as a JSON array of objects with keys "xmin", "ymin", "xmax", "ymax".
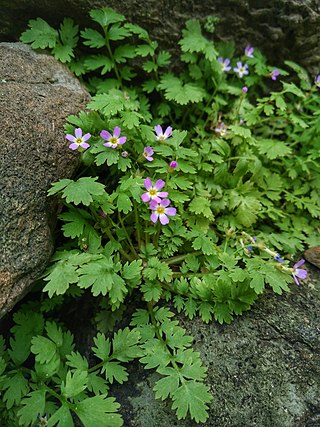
[
  {"xmin": 154, "ymin": 125, "xmax": 172, "ymax": 142},
  {"xmin": 292, "ymin": 259, "xmax": 308, "ymax": 285},
  {"xmin": 149, "ymin": 198, "xmax": 176, "ymax": 225},
  {"xmin": 271, "ymin": 69, "xmax": 279, "ymax": 81},
  {"xmin": 141, "ymin": 178, "xmax": 168, "ymax": 203},
  {"xmin": 234, "ymin": 62, "xmax": 249, "ymax": 78},
  {"xmin": 314, "ymin": 75, "xmax": 320, "ymax": 88},
  {"xmin": 218, "ymin": 57, "xmax": 231, "ymax": 72},
  {"xmin": 66, "ymin": 128, "xmax": 91, "ymax": 151},
  {"xmin": 242, "ymin": 86, "xmax": 248, "ymax": 93},
  {"xmin": 143, "ymin": 146, "xmax": 154, "ymax": 162},
  {"xmin": 215, "ymin": 122, "xmax": 227, "ymax": 136},
  {"xmin": 274, "ymin": 253, "xmax": 284, "ymax": 263},
  {"xmin": 245, "ymin": 45, "xmax": 254, "ymax": 58},
  {"xmin": 169, "ymin": 161, "xmax": 178, "ymax": 169},
  {"xmin": 100, "ymin": 126, "xmax": 126, "ymax": 149}
]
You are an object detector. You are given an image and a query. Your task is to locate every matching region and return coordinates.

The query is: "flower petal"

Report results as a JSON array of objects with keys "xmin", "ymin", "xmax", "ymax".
[
  {"xmin": 69, "ymin": 142, "xmax": 79, "ymax": 150},
  {"xmin": 80, "ymin": 142, "xmax": 90, "ymax": 149},
  {"xmin": 149, "ymin": 199, "xmax": 159, "ymax": 210},
  {"xmin": 113, "ymin": 126, "xmax": 121, "ymax": 137},
  {"xmin": 66, "ymin": 134, "xmax": 76, "ymax": 142},
  {"xmin": 103, "ymin": 142, "xmax": 112, "ymax": 148},
  {"xmin": 100, "ymin": 130, "xmax": 112, "ymax": 140},
  {"xmin": 292, "ymin": 274, "xmax": 300, "ymax": 286},
  {"xmin": 157, "ymin": 191, "xmax": 168, "ymax": 198},
  {"xmin": 144, "ymin": 178, "xmax": 152, "ymax": 190},
  {"xmin": 294, "ymin": 258, "xmax": 305, "ymax": 269},
  {"xmin": 154, "ymin": 125, "xmax": 163, "ymax": 136},
  {"xmin": 82, "ymin": 133, "xmax": 91, "ymax": 141},
  {"xmin": 75, "ymin": 128, "xmax": 82, "ymax": 138},
  {"xmin": 164, "ymin": 126, "xmax": 172, "ymax": 138},
  {"xmin": 154, "ymin": 179, "xmax": 165, "ymax": 190},
  {"xmin": 165, "ymin": 207, "xmax": 176, "ymax": 216},
  {"xmin": 141, "ymin": 193, "xmax": 150, "ymax": 203},
  {"xmin": 159, "ymin": 214, "xmax": 169, "ymax": 225},
  {"xmin": 295, "ymin": 269, "xmax": 308, "ymax": 279},
  {"xmin": 150, "ymin": 212, "xmax": 159, "ymax": 223},
  {"xmin": 160, "ymin": 198, "xmax": 170, "ymax": 208},
  {"xmin": 118, "ymin": 136, "xmax": 127, "ymax": 145}
]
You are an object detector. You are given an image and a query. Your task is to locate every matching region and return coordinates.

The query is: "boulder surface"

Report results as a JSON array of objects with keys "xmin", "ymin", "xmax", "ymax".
[{"xmin": 0, "ymin": 42, "xmax": 90, "ymax": 317}]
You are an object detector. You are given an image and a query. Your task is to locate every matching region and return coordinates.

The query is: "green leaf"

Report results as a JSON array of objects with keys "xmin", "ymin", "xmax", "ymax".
[
  {"xmin": 282, "ymin": 82, "xmax": 305, "ymax": 98},
  {"xmin": 102, "ymin": 361, "xmax": 128, "ymax": 384},
  {"xmin": 88, "ymin": 90, "xmax": 125, "ymax": 116},
  {"xmin": 92, "ymin": 333, "xmax": 111, "ymax": 361},
  {"xmin": 179, "ymin": 20, "xmax": 217, "ymax": 61},
  {"xmin": 143, "ymin": 257, "xmax": 173, "ymax": 282},
  {"xmin": 18, "ymin": 389, "xmax": 46, "ymax": 426},
  {"xmin": 189, "ymin": 196, "xmax": 214, "ymax": 219},
  {"xmin": 117, "ymin": 192, "xmax": 132, "ymax": 214},
  {"xmin": 61, "ymin": 370, "xmax": 88, "ymax": 398},
  {"xmin": 112, "ymin": 328, "xmax": 141, "ymax": 362},
  {"xmin": 74, "ymin": 395, "xmax": 123, "ymax": 427},
  {"xmin": 43, "ymin": 260, "xmax": 79, "ymax": 297},
  {"xmin": 2, "ymin": 371, "xmax": 29, "ymax": 409},
  {"xmin": 53, "ymin": 18, "xmax": 79, "ymax": 62},
  {"xmin": 114, "ymin": 44, "xmax": 136, "ymax": 63},
  {"xmin": 90, "ymin": 7, "xmax": 125, "ymax": 27},
  {"xmin": 48, "ymin": 177, "xmax": 105, "ymax": 206},
  {"xmin": 141, "ymin": 281, "xmax": 162, "ymax": 302},
  {"xmin": 257, "ymin": 139, "xmax": 292, "ymax": 160},
  {"xmin": 84, "ymin": 55, "xmax": 113, "ymax": 74},
  {"xmin": 107, "ymin": 23, "xmax": 131, "ymax": 40},
  {"xmin": 66, "ymin": 351, "xmax": 89, "ymax": 371},
  {"xmin": 47, "ymin": 403, "xmax": 74, "ymax": 427},
  {"xmin": 172, "ymin": 381, "xmax": 212, "ymax": 422},
  {"xmin": 154, "ymin": 373, "xmax": 180, "ymax": 400},
  {"xmin": 192, "ymin": 235, "xmax": 215, "ymax": 255},
  {"xmin": 31, "ymin": 336, "xmax": 57, "ymax": 363},
  {"xmin": 159, "ymin": 74, "xmax": 206, "ymax": 105},
  {"xmin": 20, "ymin": 18, "xmax": 58, "ymax": 49}
]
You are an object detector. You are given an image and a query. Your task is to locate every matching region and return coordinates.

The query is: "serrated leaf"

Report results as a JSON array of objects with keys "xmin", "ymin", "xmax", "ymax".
[
  {"xmin": 141, "ymin": 281, "xmax": 162, "ymax": 302},
  {"xmin": 74, "ymin": 395, "xmax": 123, "ymax": 427},
  {"xmin": 108, "ymin": 23, "xmax": 131, "ymax": 40},
  {"xmin": 20, "ymin": 18, "xmax": 58, "ymax": 49},
  {"xmin": 114, "ymin": 44, "xmax": 136, "ymax": 63},
  {"xmin": 102, "ymin": 361, "xmax": 128, "ymax": 384},
  {"xmin": 159, "ymin": 74, "xmax": 206, "ymax": 105},
  {"xmin": 48, "ymin": 177, "xmax": 105, "ymax": 206},
  {"xmin": 90, "ymin": 7, "xmax": 125, "ymax": 27},
  {"xmin": 61, "ymin": 370, "xmax": 88, "ymax": 398},
  {"xmin": 84, "ymin": 55, "xmax": 113, "ymax": 74},
  {"xmin": 31, "ymin": 336, "xmax": 57, "ymax": 364},
  {"xmin": 154, "ymin": 373, "xmax": 180, "ymax": 400},
  {"xmin": 43, "ymin": 261, "xmax": 78, "ymax": 297},
  {"xmin": 47, "ymin": 403, "xmax": 74, "ymax": 427},
  {"xmin": 18, "ymin": 389, "xmax": 46, "ymax": 426},
  {"xmin": 172, "ymin": 381, "xmax": 212, "ymax": 422},
  {"xmin": 66, "ymin": 351, "xmax": 89, "ymax": 371},
  {"xmin": 2, "ymin": 371, "xmax": 29, "ymax": 409}
]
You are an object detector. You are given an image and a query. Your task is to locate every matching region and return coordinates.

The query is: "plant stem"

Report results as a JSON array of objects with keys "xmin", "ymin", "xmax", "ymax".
[
  {"xmin": 164, "ymin": 251, "xmax": 202, "ymax": 265},
  {"xmin": 118, "ymin": 211, "xmax": 139, "ymax": 258},
  {"xmin": 103, "ymin": 227, "xmax": 133, "ymax": 261}
]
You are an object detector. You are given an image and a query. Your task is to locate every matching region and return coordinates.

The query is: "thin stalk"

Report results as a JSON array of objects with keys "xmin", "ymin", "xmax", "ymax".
[
  {"xmin": 103, "ymin": 227, "xmax": 132, "ymax": 262},
  {"xmin": 118, "ymin": 211, "xmax": 138, "ymax": 258}
]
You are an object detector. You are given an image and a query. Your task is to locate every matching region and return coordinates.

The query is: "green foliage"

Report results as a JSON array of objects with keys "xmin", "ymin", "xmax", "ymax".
[{"xmin": 13, "ymin": 6, "xmax": 320, "ymax": 426}]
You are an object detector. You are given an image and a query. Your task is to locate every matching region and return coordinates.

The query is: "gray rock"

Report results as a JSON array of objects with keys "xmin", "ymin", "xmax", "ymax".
[
  {"xmin": 108, "ymin": 265, "xmax": 320, "ymax": 426},
  {"xmin": 0, "ymin": 42, "xmax": 90, "ymax": 317},
  {"xmin": 1, "ymin": 1, "xmax": 320, "ymax": 74}
]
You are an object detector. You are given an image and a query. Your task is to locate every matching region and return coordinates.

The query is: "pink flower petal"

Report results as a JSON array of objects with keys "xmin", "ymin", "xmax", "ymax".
[
  {"xmin": 118, "ymin": 136, "xmax": 127, "ymax": 145},
  {"xmin": 295, "ymin": 269, "xmax": 307, "ymax": 279},
  {"xmin": 154, "ymin": 125, "xmax": 163, "ymax": 136},
  {"xmin": 144, "ymin": 178, "xmax": 152, "ymax": 190},
  {"xmin": 150, "ymin": 212, "xmax": 159, "ymax": 223},
  {"xmin": 80, "ymin": 142, "xmax": 90, "ymax": 149},
  {"xmin": 165, "ymin": 207, "xmax": 176, "ymax": 216},
  {"xmin": 160, "ymin": 199, "xmax": 170, "ymax": 208},
  {"xmin": 69, "ymin": 142, "xmax": 79, "ymax": 150},
  {"xmin": 149, "ymin": 199, "xmax": 159, "ymax": 210},
  {"xmin": 113, "ymin": 126, "xmax": 121, "ymax": 137},
  {"xmin": 75, "ymin": 128, "xmax": 82, "ymax": 138},
  {"xmin": 146, "ymin": 156, "xmax": 154, "ymax": 162},
  {"xmin": 141, "ymin": 193, "xmax": 150, "ymax": 202},
  {"xmin": 157, "ymin": 191, "xmax": 168, "ymax": 198},
  {"xmin": 159, "ymin": 214, "xmax": 169, "ymax": 225},
  {"xmin": 164, "ymin": 126, "xmax": 172, "ymax": 138},
  {"xmin": 103, "ymin": 142, "xmax": 112, "ymax": 148},
  {"xmin": 154, "ymin": 179, "xmax": 165, "ymax": 190},
  {"xmin": 294, "ymin": 259, "xmax": 305, "ymax": 269},
  {"xmin": 100, "ymin": 130, "xmax": 112, "ymax": 140},
  {"xmin": 66, "ymin": 134, "xmax": 76, "ymax": 142},
  {"xmin": 82, "ymin": 133, "xmax": 91, "ymax": 141}
]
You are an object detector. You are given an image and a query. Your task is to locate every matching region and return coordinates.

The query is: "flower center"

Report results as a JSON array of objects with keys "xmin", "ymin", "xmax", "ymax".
[
  {"xmin": 75, "ymin": 137, "xmax": 83, "ymax": 145},
  {"xmin": 156, "ymin": 206, "xmax": 165, "ymax": 215},
  {"xmin": 149, "ymin": 189, "xmax": 157, "ymax": 197},
  {"xmin": 110, "ymin": 137, "xmax": 118, "ymax": 145}
]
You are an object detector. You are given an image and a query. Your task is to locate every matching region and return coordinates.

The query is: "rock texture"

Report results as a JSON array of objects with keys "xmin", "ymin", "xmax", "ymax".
[
  {"xmin": 0, "ymin": 1, "xmax": 320, "ymax": 74},
  {"xmin": 0, "ymin": 42, "xmax": 90, "ymax": 317},
  {"xmin": 108, "ymin": 265, "xmax": 320, "ymax": 427}
]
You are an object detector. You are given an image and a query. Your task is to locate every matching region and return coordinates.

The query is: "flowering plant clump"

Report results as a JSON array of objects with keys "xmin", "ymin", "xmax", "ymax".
[{"xmin": 2, "ymin": 8, "xmax": 319, "ymax": 427}]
